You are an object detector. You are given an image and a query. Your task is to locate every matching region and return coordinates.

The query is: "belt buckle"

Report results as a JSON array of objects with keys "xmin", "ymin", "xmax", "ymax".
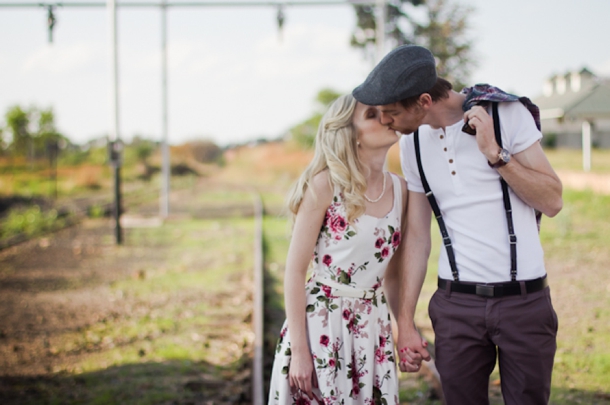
[{"xmin": 475, "ymin": 284, "xmax": 495, "ymax": 298}]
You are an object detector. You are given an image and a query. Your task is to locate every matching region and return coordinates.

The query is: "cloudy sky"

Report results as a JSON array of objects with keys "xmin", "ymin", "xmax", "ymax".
[{"xmin": 1, "ymin": 0, "xmax": 609, "ymax": 146}]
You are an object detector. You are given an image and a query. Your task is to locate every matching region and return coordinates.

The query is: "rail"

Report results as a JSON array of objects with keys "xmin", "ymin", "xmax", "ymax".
[{"xmin": 252, "ymin": 193, "xmax": 265, "ymax": 405}]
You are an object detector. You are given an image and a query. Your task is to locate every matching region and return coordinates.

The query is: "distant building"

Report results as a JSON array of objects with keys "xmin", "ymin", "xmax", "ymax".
[{"xmin": 534, "ymin": 68, "xmax": 610, "ymax": 149}]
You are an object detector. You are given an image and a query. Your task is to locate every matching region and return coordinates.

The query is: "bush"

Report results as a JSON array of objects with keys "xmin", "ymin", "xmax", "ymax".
[
  {"xmin": 188, "ymin": 140, "xmax": 222, "ymax": 163},
  {"xmin": 542, "ymin": 132, "xmax": 557, "ymax": 149},
  {"xmin": 0, "ymin": 205, "xmax": 66, "ymax": 239}
]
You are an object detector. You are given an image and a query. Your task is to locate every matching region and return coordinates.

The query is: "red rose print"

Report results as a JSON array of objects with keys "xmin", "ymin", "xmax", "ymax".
[
  {"xmin": 381, "ymin": 246, "xmax": 390, "ymax": 258},
  {"xmin": 375, "ymin": 347, "xmax": 386, "ymax": 363},
  {"xmin": 374, "ymin": 237, "xmax": 384, "ymax": 249},
  {"xmin": 330, "ymin": 215, "xmax": 347, "ymax": 235},
  {"xmin": 321, "ymin": 285, "xmax": 333, "ymax": 298},
  {"xmin": 342, "ymin": 309, "xmax": 351, "ymax": 320},
  {"xmin": 391, "ymin": 231, "xmax": 401, "ymax": 247},
  {"xmin": 320, "ymin": 335, "xmax": 330, "ymax": 347},
  {"xmin": 329, "ymin": 358, "xmax": 336, "ymax": 368},
  {"xmin": 322, "ymin": 254, "xmax": 332, "ymax": 266}
]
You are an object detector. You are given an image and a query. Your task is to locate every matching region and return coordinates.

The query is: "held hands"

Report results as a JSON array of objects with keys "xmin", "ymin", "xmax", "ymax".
[
  {"xmin": 397, "ymin": 327, "xmax": 431, "ymax": 373},
  {"xmin": 288, "ymin": 350, "xmax": 319, "ymax": 400},
  {"xmin": 463, "ymin": 106, "xmax": 500, "ymax": 163}
]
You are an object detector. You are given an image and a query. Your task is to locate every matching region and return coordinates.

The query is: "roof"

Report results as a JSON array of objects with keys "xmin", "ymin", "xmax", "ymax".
[{"xmin": 534, "ymin": 71, "xmax": 610, "ymax": 120}]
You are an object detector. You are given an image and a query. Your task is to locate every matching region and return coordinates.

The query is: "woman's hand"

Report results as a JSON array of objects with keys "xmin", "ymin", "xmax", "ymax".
[
  {"xmin": 397, "ymin": 325, "xmax": 431, "ymax": 373},
  {"xmin": 289, "ymin": 350, "xmax": 319, "ymax": 400}
]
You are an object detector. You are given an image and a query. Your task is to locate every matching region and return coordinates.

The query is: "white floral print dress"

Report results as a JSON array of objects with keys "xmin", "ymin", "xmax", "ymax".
[{"xmin": 269, "ymin": 173, "xmax": 402, "ymax": 405}]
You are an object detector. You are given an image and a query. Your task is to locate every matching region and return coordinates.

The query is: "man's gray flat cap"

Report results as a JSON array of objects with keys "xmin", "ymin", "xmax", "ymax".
[{"xmin": 352, "ymin": 45, "xmax": 437, "ymax": 105}]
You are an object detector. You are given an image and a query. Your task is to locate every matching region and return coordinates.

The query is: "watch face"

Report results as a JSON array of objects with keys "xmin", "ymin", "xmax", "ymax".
[{"xmin": 500, "ymin": 148, "xmax": 511, "ymax": 163}]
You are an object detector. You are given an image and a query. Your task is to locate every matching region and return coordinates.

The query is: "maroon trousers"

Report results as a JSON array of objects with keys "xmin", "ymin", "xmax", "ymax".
[{"xmin": 428, "ymin": 283, "xmax": 558, "ymax": 405}]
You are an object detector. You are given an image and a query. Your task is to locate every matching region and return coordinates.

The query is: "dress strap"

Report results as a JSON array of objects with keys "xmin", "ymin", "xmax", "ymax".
[{"xmin": 390, "ymin": 173, "xmax": 402, "ymax": 223}]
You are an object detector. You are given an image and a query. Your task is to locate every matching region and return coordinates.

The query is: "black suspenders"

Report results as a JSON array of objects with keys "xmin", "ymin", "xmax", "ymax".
[{"xmin": 414, "ymin": 102, "xmax": 517, "ymax": 282}]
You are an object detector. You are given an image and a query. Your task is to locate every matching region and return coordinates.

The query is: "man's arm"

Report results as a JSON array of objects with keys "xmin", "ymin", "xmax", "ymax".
[
  {"xmin": 464, "ymin": 105, "xmax": 563, "ymax": 217},
  {"xmin": 396, "ymin": 189, "xmax": 432, "ymax": 372},
  {"xmin": 384, "ymin": 177, "xmax": 408, "ymax": 320},
  {"xmin": 497, "ymin": 141, "xmax": 563, "ymax": 217}
]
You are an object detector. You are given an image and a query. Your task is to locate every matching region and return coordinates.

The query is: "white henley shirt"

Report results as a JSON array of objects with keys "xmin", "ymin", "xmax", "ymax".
[{"xmin": 400, "ymin": 101, "xmax": 546, "ymax": 283}]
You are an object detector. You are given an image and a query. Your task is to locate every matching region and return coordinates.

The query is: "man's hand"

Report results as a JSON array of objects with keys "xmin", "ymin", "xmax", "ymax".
[
  {"xmin": 397, "ymin": 325, "xmax": 431, "ymax": 373},
  {"xmin": 463, "ymin": 105, "xmax": 499, "ymax": 162}
]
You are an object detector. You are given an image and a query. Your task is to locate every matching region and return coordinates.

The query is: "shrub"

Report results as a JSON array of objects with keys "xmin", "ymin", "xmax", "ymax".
[{"xmin": 0, "ymin": 205, "xmax": 66, "ymax": 239}]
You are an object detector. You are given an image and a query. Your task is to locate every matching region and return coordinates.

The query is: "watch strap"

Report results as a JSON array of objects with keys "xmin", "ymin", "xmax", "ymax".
[{"xmin": 488, "ymin": 152, "xmax": 508, "ymax": 168}]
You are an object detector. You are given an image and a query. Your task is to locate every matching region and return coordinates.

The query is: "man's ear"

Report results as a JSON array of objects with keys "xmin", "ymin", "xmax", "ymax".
[{"xmin": 418, "ymin": 94, "xmax": 433, "ymax": 109}]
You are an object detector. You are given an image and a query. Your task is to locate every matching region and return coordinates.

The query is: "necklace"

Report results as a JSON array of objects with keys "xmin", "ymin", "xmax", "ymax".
[{"xmin": 364, "ymin": 172, "xmax": 387, "ymax": 203}]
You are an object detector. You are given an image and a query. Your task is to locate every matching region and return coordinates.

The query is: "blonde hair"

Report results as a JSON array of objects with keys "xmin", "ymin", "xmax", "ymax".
[{"xmin": 287, "ymin": 94, "xmax": 367, "ymax": 223}]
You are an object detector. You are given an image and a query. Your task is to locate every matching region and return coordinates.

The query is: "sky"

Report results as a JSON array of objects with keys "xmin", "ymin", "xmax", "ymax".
[{"xmin": 1, "ymin": 0, "xmax": 610, "ymax": 147}]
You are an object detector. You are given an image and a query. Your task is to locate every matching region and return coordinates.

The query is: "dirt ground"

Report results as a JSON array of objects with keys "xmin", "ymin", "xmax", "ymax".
[
  {"xmin": 0, "ymin": 181, "xmax": 257, "ymax": 404},
  {"xmin": 0, "ymin": 219, "xmax": 134, "ymax": 376},
  {"xmin": 556, "ymin": 170, "xmax": 610, "ymax": 195}
]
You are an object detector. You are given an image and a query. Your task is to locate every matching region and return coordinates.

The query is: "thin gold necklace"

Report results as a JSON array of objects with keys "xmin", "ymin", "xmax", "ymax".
[{"xmin": 364, "ymin": 172, "xmax": 387, "ymax": 203}]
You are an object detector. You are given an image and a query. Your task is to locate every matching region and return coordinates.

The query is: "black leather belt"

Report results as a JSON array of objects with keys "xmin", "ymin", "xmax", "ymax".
[{"xmin": 438, "ymin": 276, "xmax": 548, "ymax": 298}]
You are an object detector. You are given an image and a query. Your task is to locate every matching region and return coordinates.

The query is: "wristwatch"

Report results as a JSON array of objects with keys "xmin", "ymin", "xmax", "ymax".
[{"xmin": 488, "ymin": 148, "xmax": 511, "ymax": 168}]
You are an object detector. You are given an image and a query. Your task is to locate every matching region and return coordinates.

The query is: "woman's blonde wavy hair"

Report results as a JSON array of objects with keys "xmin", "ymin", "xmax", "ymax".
[{"xmin": 287, "ymin": 94, "xmax": 368, "ymax": 224}]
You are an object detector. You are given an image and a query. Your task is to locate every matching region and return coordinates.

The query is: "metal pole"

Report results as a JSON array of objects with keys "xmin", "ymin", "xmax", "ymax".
[
  {"xmin": 582, "ymin": 120, "xmax": 591, "ymax": 172},
  {"xmin": 375, "ymin": 0, "xmax": 385, "ymax": 63},
  {"xmin": 0, "ymin": 1, "xmax": 378, "ymax": 8},
  {"xmin": 108, "ymin": 0, "xmax": 122, "ymax": 244},
  {"xmin": 252, "ymin": 193, "xmax": 264, "ymax": 405},
  {"xmin": 160, "ymin": 0, "xmax": 170, "ymax": 218}
]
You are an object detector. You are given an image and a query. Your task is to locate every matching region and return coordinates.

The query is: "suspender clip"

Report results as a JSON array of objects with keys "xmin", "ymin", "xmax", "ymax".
[
  {"xmin": 442, "ymin": 236, "xmax": 452, "ymax": 246},
  {"xmin": 509, "ymin": 234, "xmax": 517, "ymax": 244}
]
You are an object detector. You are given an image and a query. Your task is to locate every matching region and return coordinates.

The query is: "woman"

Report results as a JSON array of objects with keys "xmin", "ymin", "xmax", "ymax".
[{"xmin": 268, "ymin": 94, "xmax": 415, "ymax": 404}]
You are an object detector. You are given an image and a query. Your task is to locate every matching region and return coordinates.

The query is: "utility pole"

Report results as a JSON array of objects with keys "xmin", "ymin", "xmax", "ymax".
[
  {"xmin": 160, "ymin": 0, "xmax": 170, "ymax": 218},
  {"xmin": 108, "ymin": 0, "xmax": 122, "ymax": 245},
  {"xmin": 375, "ymin": 0, "xmax": 385, "ymax": 63}
]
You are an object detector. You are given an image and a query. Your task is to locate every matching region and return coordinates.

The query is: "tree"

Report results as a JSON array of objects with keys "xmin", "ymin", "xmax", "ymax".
[
  {"xmin": 131, "ymin": 136, "xmax": 156, "ymax": 165},
  {"xmin": 2, "ymin": 105, "xmax": 68, "ymax": 161},
  {"xmin": 4, "ymin": 106, "xmax": 30, "ymax": 157},
  {"xmin": 35, "ymin": 108, "xmax": 64, "ymax": 159},
  {"xmin": 289, "ymin": 88, "xmax": 341, "ymax": 149},
  {"xmin": 351, "ymin": 0, "xmax": 475, "ymax": 89}
]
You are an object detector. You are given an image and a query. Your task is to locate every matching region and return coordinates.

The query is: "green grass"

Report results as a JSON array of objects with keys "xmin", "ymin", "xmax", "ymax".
[
  {"xmin": 545, "ymin": 148, "xmax": 610, "ymax": 173},
  {"xmin": 0, "ymin": 205, "xmax": 70, "ymax": 239},
  {"xmin": 5, "ymin": 217, "xmax": 256, "ymax": 405},
  {"xmin": 540, "ymin": 190, "xmax": 610, "ymax": 403}
]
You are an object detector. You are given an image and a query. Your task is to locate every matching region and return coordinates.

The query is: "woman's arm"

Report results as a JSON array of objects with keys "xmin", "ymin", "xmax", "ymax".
[{"xmin": 284, "ymin": 171, "xmax": 333, "ymax": 399}]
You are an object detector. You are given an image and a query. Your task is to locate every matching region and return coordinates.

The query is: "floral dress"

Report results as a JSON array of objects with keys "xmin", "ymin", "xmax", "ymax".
[{"xmin": 269, "ymin": 173, "xmax": 403, "ymax": 405}]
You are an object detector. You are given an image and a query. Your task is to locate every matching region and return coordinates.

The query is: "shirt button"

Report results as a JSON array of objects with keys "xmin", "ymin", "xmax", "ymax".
[
  {"xmin": 440, "ymin": 135, "xmax": 444, "ymax": 139},
  {"xmin": 444, "ymin": 147, "xmax": 447, "ymax": 152},
  {"xmin": 451, "ymin": 171, "xmax": 456, "ymax": 175},
  {"xmin": 449, "ymin": 159, "xmax": 454, "ymax": 163}
]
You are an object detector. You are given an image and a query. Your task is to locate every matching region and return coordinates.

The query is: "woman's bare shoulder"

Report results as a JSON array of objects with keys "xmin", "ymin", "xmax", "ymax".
[{"xmin": 302, "ymin": 170, "xmax": 333, "ymax": 210}]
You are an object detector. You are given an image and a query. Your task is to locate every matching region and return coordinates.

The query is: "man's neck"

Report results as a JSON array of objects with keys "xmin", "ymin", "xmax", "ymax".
[{"xmin": 422, "ymin": 91, "xmax": 466, "ymax": 130}]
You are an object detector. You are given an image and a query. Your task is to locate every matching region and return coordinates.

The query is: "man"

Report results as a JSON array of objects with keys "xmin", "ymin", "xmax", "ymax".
[{"xmin": 353, "ymin": 45, "xmax": 562, "ymax": 404}]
